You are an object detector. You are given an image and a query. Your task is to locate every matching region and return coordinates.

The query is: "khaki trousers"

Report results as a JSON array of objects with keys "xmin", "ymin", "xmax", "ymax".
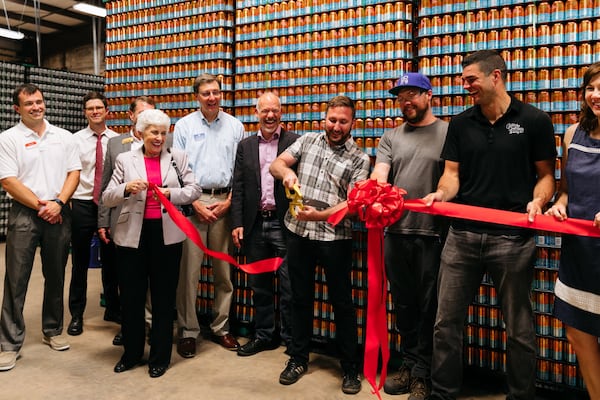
[{"xmin": 176, "ymin": 192, "xmax": 233, "ymax": 338}]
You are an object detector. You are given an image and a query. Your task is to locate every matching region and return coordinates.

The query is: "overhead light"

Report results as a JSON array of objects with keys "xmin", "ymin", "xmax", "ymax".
[
  {"xmin": 73, "ymin": 2, "xmax": 107, "ymax": 18},
  {"xmin": 0, "ymin": 27, "xmax": 24, "ymax": 40}
]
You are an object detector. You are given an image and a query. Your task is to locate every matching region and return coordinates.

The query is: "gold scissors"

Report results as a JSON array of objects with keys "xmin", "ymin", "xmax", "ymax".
[
  {"xmin": 286, "ymin": 184, "xmax": 304, "ymax": 218},
  {"xmin": 285, "ymin": 184, "xmax": 330, "ymax": 218}
]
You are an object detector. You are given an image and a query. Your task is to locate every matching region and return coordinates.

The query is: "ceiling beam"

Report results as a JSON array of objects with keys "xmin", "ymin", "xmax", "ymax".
[
  {"xmin": 3, "ymin": 10, "xmax": 72, "ymax": 32},
  {"xmin": 4, "ymin": 0, "xmax": 90, "ymax": 24}
]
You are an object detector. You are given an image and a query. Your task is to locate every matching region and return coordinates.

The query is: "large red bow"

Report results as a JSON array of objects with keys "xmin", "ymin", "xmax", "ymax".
[{"xmin": 347, "ymin": 179, "xmax": 407, "ymax": 229}]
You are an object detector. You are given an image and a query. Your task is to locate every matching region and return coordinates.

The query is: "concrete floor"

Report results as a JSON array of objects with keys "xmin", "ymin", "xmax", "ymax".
[{"xmin": 0, "ymin": 243, "xmax": 579, "ymax": 400}]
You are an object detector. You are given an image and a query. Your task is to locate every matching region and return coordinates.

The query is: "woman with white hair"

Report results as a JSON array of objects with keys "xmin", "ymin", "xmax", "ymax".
[{"xmin": 103, "ymin": 109, "xmax": 200, "ymax": 378}]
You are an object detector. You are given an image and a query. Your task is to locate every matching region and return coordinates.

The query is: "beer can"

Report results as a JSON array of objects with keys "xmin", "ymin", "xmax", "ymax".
[
  {"xmin": 551, "ymin": 362, "xmax": 563, "ymax": 384},
  {"xmin": 552, "ymin": 338, "xmax": 563, "ymax": 361},
  {"xmin": 565, "ymin": 340, "xmax": 578, "ymax": 363},
  {"xmin": 535, "ymin": 314, "xmax": 550, "ymax": 335},
  {"xmin": 477, "ymin": 285, "xmax": 488, "ymax": 304},
  {"xmin": 466, "ymin": 325, "xmax": 475, "ymax": 344},
  {"xmin": 552, "ymin": 317, "xmax": 565, "ymax": 338},
  {"xmin": 538, "ymin": 337, "xmax": 550, "ymax": 358},
  {"xmin": 537, "ymin": 359, "xmax": 550, "ymax": 380},
  {"xmin": 489, "ymin": 307, "xmax": 499, "ymax": 327},
  {"xmin": 490, "ymin": 328, "xmax": 499, "ymax": 349},
  {"xmin": 477, "ymin": 327, "xmax": 488, "ymax": 347},
  {"xmin": 477, "ymin": 306, "xmax": 487, "ymax": 325}
]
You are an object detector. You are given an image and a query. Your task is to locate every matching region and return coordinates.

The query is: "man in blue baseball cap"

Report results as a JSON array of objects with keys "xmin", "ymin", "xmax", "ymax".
[
  {"xmin": 389, "ymin": 72, "xmax": 433, "ymax": 96},
  {"xmin": 372, "ymin": 71, "xmax": 447, "ymax": 400}
]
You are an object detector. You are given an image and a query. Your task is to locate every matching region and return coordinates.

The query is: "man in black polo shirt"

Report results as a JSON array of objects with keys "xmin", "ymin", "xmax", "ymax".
[{"xmin": 424, "ymin": 50, "xmax": 556, "ymax": 400}]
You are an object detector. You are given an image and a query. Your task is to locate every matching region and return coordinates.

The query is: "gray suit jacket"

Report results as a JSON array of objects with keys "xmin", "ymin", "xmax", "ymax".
[
  {"xmin": 98, "ymin": 132, "xmax": 173, "ymax": 231},
  {"xmin": 101, "ymin": 146, "xmax": 199, "ymax": 248}
]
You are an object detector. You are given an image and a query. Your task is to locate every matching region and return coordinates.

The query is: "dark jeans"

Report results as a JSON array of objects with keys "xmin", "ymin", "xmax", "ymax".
[
  {"xmin": 245, "ymin": 217, "xmax": 291, "ymax": 343},
  {"xmin": 116, "ymin": 220, "xmax": 181, "ymax": 369},
  {"xmin": 431, "ymin": 228, "xmax": 536, "ymax": 400},
  {"xmin": 385, "ymin": 233, "xmax": 442, "ymax": 379},
  {"xmin": 0, "ymin": 201, "xmax": 71, "ymax": 351},
  {"xmin": 286, "ymin": 233, "xmax": 357, "ymax": 371}
]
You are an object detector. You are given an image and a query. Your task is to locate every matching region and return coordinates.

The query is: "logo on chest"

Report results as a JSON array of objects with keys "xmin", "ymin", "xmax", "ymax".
[{"xmin": 506, "ymin": 123, "xmax": 524, "ymax": 135}]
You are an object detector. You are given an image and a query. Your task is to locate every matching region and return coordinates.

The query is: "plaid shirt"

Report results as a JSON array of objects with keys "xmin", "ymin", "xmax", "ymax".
[{"xmin": 284, "ymin": 132, "xmax": 370, "ymax": 241}]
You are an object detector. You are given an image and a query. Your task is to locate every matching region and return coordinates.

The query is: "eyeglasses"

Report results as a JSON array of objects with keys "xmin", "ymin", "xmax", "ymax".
[
  {"xmin": 396, "ymin": 90, "xmax": 424, "ymax": 103},
  {"xmin": 197, "ymin": 90, "xmax": 221, "ymax": 98}
]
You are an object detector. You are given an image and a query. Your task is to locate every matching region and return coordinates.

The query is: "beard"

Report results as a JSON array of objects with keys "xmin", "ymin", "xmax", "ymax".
[
  {"xmin": 325, "ymin": 128, "xmax": 352, "ymax": 146},
  {"xmin": 403, "ymin": 106, "xmax": 428, "ymax": 125}
]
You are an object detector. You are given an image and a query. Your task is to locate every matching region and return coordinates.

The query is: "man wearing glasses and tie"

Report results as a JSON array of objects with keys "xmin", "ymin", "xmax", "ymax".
[{"xmin": 67, "ymin": 92, "xmax": 119, "ymax": 337}]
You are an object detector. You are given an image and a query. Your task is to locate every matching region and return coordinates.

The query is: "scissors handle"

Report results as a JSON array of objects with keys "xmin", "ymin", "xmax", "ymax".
[{"xmin": 286, "ymin": 184, "xmax": 304, "ymax": 218}]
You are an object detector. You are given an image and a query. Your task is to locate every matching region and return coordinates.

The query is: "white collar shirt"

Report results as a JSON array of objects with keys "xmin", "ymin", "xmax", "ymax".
[
  {"xmin": 72, "ymin": 125, "xmax": 119, "ymax": 200},
  {"xmin": 0, "ymin": 119, "xmax": 82, "ymax": 200},
  {"xmin": 130, "ymin": 129, "xmax": 143, "ymax": 151}
]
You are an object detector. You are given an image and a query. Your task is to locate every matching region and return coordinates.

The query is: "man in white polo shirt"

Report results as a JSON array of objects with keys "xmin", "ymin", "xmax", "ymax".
[{"xmin": 0, "ymin": 83, "xmax": 81, "ymax": 371}]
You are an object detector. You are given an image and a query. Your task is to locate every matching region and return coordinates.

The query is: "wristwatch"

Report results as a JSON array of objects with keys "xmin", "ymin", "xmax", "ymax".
[{"xmin": 53, "ymin": 198, "xmax": 65, "ymax": 207}]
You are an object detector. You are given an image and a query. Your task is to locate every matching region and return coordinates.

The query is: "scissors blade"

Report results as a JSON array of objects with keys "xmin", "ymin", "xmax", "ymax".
[{"xmin": 302, "ymin": 198, "xmax": 330, "ymax": 209}]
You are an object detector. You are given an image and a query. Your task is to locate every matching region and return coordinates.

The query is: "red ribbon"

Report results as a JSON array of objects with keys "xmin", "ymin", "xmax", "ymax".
[
  {"xmin": 403, "ymin": 199, "xmax": 600, "ymax": 238},
  {"xmin": 149, "ymin": 183, "xmax": 283, "ymax": 274},
  {"xmin": 339, "ymin": 179, "xmax": 407, "ymax": 399},
  {"xmin": 328, "ymin": 179, "xmax": 600, "ymax": 399}
]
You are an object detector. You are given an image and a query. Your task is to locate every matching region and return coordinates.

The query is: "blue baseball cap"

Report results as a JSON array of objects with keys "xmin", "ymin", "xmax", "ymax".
[{"xmin": 389, "ymin": 72, "xmax": 432, "ymax": 95}]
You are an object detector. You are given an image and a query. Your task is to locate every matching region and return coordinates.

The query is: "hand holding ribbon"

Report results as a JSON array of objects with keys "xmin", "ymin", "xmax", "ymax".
[{"xmin": 149, "ymin": 183, "xmax": 283, "ymax": 274}]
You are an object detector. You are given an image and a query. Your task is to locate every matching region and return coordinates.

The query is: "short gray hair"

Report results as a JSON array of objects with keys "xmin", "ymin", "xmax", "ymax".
[{"xmin": 136, "ymin": 109, "xmax": 171, "ymax": 133}]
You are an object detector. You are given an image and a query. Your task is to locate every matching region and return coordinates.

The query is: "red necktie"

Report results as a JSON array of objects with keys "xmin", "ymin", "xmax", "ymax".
[{"xmin": 92, "ymin": 133, "xmax": 103, "ymax": 204}]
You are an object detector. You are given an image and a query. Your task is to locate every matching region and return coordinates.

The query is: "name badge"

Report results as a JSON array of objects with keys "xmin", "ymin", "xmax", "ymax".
[
  {"xmin": 193, "ymin": 132, "xmax": 205, "ymax": 141},
  {"xmin": 25, "ymin": 141, "xmax": 37, "ymax": 148}
]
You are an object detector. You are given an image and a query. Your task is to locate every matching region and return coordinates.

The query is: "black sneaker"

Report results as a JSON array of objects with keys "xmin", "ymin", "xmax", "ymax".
[
  {"xmin": 384, "ymin": 364, "xmax": 411, "ymax": 395},
  {"xmin": 408, "ymin": 377, "xmax": 431, "ymax": 400},
  {"xmin": 279, "ymin": 359, "xmax": 307, "ymax": 385},
  {"xmin": 341, "ymin": 370, "xmax": 362, "ymax": 394}
]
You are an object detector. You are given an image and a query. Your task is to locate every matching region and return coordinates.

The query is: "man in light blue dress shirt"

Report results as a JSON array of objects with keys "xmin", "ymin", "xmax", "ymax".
[{"xmin": 174, "ymin": 73, "xmax": 245, "ymax": 357}]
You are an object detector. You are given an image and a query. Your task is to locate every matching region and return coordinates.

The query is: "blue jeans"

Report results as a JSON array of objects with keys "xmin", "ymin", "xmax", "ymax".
[
  {"xmin": 385, "ymin": 233, "xmax": 442, "ymax": 379},
  {"xmin": 286, "ymin": 233, "xmax": 358, "ymax": 371},
  {"xmin": 244, "ymin": 217, "xmax": 291, "ymax": 344},
  {"xmin": 431, "ymin": 228, "xmax": 536, "ymax": 400}
]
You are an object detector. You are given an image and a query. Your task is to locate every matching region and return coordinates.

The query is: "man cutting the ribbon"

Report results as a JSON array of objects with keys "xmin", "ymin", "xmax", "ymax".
[
  {"xmin": 423, "ymin": 50, "xmax": 556, "ymax": 400},
  {"xmin": 270, "ymin": 95, "xmax": 370, "ymax": 395}
]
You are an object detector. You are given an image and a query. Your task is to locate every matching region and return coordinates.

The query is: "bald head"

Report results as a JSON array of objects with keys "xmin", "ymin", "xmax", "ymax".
[
  {"xmin": 256, "ymin": 92, "xmax": 281, "ymax": 111},
  {"xmin": 255, "ymin": 92, "xmax": 282, "ymax": 138}
]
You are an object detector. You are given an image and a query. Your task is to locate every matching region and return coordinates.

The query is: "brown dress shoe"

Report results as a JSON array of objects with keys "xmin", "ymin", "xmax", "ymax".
[
  {"xmin": 214, "ymin": 333, "xmax": 240, "ymax": 350},
  {"xmin": 177, "ymin": 337, "xmax": 196, "ymax": 358}
]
